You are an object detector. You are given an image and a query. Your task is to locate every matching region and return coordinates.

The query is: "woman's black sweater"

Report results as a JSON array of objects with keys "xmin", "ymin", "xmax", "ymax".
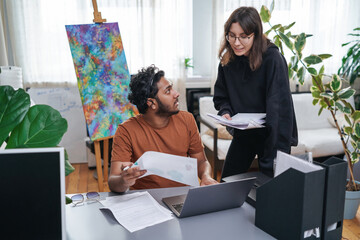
[{"xmin": 214, "ymin": 44, "xmax": 298, "ymax": 161}]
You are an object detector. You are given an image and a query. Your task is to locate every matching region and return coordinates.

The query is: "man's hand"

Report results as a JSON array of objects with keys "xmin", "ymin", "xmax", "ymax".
[
  {"xmin": 108, "ymin": 161, "xmax": 147, "ymax": 192},
  {"xmin": 200, "ymin": 175, "xmax": 218, "ymax": 186},
  {"xmin": 119, "ymin": 163, "xmax": 147, "ymax": 189}
]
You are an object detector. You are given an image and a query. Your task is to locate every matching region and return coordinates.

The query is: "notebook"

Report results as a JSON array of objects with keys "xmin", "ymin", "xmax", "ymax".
[
  {"xmin": 162, "ymin": 177, "xmax": 256, "ymax": 218},
  {"xmin": 0, "ymin": 147, "xmax": 66, "ymax": 240}
]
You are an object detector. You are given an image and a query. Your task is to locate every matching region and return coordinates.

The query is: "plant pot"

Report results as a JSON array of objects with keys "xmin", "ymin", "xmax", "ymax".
[{"xmin": 344, "ymin": 181, "xmax": 360, "ymax": 219}]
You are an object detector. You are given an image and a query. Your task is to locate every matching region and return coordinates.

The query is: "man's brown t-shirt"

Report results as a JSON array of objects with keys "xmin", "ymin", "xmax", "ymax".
[{"xmin": 111, "ymin": 111, "xmax": 204, "ymax": 189}]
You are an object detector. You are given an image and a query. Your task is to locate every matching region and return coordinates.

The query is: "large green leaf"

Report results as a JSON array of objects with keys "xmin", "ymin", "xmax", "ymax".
[
  {"xmin": 278, "ymin": 31, "xmax": 294, "ymax": 51},
  {"xmin": 294, "ymin": 33, "xmax": 306, "ymax": 56},
  {"xmin": 0, "ymin": 86, "xmax": 30, "ymax": 147},
  {"xmin": 338, "ymin": 87, "xmax": 356, "ymax": 100},
  {"xmin": 303, "ymin": 55, "xmax": 323, "ymax": 65},
  {"xmin": 64, "ymin": 149, "xmax": 75, "ymax": 176},
  {"xmin": 318, "ymin": 54, "xmax": 332, "ymax": 60},
  {"xmin": 260, "ymin": 5, "xmax": 271, "ymax": 23},
  {"xmin": 352, "ymin": 111, "xmax": 360, "ymax": 122},
  {"xmin": 6, "ymin": 105, "xmax": 68, "ymax": 148},
  {"xmin": 307, "ymin": 67, "xmax": 317, "ymax": 75},
  {"xmin": 355, "ymin": 122, "xmax": 360, "ymax": 138},
  {"xmin": 269, "ymin": 0, "xmax": 275, "ymax": 13},
  {"xmin": 297, "ymin": 66, "xmax": 305, "ymax": 84},
  {"xmin": 284, "ymin": 22, "xmax": 296, "ymax": 30},
  {"xmin": 330, "ymin": 74, "xmax": 342, "ymax": 92}
]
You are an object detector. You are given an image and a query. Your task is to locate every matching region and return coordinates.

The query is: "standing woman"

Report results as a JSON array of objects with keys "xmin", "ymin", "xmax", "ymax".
[{"xmin": 214, "ymin": 7, "xmax": 298, "ymax": 178}]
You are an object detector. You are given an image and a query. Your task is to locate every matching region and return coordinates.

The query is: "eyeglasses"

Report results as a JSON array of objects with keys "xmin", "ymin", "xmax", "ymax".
[
  {"xmin": 226, "ymin": 33, "xmax": 254, "ymax": 45},
  {"xmin": 71, "ymin": 192, "xmax": 100, "ymax": 206}
]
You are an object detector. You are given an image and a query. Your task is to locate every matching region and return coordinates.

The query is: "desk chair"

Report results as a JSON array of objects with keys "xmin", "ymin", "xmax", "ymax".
[
  {"xmin": 198, "ymin": 96, "xmax": 260, "ymax": 181},
  {"xmin": 198, "ymin": 96, "xmax": 230, "ymax": 181}
]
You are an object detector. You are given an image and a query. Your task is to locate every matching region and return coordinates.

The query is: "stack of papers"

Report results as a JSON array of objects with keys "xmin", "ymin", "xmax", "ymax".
[
  {"xmin": 100, "ymin": 192, "xmax": 173, "ymax": 232},
  {"xmin": 207, "ymin": 113, "xmax": 266, "ymax": 130}
]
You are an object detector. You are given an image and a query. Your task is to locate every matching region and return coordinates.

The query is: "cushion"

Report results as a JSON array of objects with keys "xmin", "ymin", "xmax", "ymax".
[
  {"xmin": 292, "ymin": 93, "xmax": 333, "ymax": 130},
  {"xmin": 327, "ymin": 113, "xmax": 348, "ymax": 128},
  {"xmin": 291, "ymin": 142, "xmax": 306, "ymax": 155},
  {"xmin": 298, "ymin": 128, "xmax": 344, "ymax": 158},
  {"xmin": 201, "ymin": 134, "xmax": 231, "ymax": 160},
  {"xmin": 204, "ymin": 124, "xmax": 233, "ymax": 140}
]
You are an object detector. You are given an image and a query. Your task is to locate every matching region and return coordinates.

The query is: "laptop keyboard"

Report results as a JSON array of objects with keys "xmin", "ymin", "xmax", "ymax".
[{"xmin": 172, "ymin": 203, "xmax": 184, "ymax": 214}]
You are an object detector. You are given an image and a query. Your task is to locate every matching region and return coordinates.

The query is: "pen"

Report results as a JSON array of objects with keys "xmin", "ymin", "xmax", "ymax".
[{"xmin": 123, "ymin": 166, "xmax": 130, "ymax": 171}]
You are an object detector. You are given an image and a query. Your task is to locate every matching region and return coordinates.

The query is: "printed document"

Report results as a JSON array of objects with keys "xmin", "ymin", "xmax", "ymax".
[
  {"xmin": 274, "ymin": 151, "xmax": 323, "ymax": 177},
  {"xmin": 207, "ymin": 113, "xmax": 266, "ymax": 130},
  {"xmin": 100, "ymin": 192, "xmax": 173, "ymax": 232},
  {"xmin": 132, "ymin": 151, "xmax": 199, "ymax": 187}
]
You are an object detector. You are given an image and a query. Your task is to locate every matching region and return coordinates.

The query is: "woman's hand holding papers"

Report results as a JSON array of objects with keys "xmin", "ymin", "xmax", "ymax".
[
  {"xmin": 222, "ymin": 113, "xmax": 232, "ymax": 120},
  {"xmin": 108, "ymin": 162, "xmax": 147, "ymax": 193}
]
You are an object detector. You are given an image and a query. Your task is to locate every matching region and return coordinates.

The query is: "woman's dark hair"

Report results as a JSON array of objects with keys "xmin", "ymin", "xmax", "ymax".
[
  {"xmin": 218, "ymin": 7, "xmax": 270, "ymax": 71},
  {"xmin": 128, "ymin": 64, "xmax": 164, "ymax": 114}
]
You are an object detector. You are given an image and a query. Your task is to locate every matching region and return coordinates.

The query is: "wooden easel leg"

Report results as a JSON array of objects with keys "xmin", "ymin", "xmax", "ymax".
[
  {"xmin": 103, "ymin": 139, "xmax": 109, "ymax": 182},
  {"xmin": 94, "ymin": 141, "xmax": 104, "ymax": 192}
]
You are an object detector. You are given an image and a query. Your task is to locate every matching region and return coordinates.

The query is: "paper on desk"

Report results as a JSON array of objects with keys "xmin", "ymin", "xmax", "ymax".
[
  {"xmin": 274, "ymin": 151, "xmax": 323, "ymax": 177},
  {"xmin": 99, "ymin": 192, "xmax": 173, "ymax": 232},
  {"xmin": 132, "ymin": 151, "xmax": 199, "ymax": 186},
  {"xmin": 207, "ymin": 113, "xmax": 266, "ymax": 130}
]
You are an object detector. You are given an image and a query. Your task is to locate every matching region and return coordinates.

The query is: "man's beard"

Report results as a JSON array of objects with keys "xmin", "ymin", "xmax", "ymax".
[{"xmin": 155, "ymin": 97, "xmax": 179, "ymax": 117}]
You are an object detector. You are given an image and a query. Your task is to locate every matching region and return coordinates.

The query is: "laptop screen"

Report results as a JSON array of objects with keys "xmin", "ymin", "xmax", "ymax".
[{"xmin": 0, "ymin": 147, "xmax": 66, "ymax": 240}]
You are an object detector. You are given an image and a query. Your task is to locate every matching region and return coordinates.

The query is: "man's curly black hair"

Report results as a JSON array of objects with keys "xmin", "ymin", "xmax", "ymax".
[{"xmin": 128, "ymin": 65, "xmax": 165, "ymax": 114}]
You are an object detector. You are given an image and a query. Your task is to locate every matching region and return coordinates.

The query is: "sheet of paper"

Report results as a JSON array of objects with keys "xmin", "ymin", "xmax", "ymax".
[
  {"xmin": 274, "ymin": 151, "xmax": 323, "ymax": 177},
  {"xmin": 99, "ymin": 192, "xmax": 173, "ymax": 232},
  {"xmin": 207, "ymin": 113, "xmax": 266, "ymax": 130},
  {"xmin": 132, "ymin": 151, "xmax": 199, "ymax": 187}
]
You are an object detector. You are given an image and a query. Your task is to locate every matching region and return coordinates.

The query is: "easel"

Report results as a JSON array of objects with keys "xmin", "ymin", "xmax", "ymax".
[
  {"xmin": 93, "ymin": 136, "xmax": 113, "ymax": 192},
  {"xmin": 92, "ymin": 0, "xmax": 106, "ymax": 23},
  {"xmin": 91, "ymin": 0, "xmax": 108, "ymax": 192}
]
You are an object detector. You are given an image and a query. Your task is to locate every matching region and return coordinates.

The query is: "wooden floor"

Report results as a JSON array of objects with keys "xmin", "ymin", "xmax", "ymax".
[{"xmin": 66, "ymin": 163, "xmax": 360, "ymax": 239}]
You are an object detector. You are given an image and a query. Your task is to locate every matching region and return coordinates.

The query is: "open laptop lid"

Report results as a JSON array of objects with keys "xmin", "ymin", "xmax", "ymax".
[
  {"xmin": 0, "ymin": 147, "xmax": 66, "ymax": 240},
  {"xmin": 222, "ymin": 171, "xmax": 272, "ymax": 208},
  {"xmin": 163, "ymin": 177, "xmax": 256, "ymax": 218}
]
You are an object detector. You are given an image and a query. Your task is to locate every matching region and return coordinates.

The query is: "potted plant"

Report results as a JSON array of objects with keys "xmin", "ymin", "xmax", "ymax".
[
  {"xmin": 260, "ymin": 2, "xmax": 360, "ymax": 219},
  {"xmin": 338, "ymin": 27, "xmax": 360, "ymax": 109},
  {"xmin": 0, "ymin": 83, "xmax": 74, "ymax": 178}
]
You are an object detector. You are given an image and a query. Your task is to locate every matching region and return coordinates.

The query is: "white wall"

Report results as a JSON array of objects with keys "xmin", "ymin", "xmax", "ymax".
[
  {"xmin": 27, "ymin": 87, "xmax": 88, "ymax": 164},
  {"xmin": 192, "ymin": 0, "xmax": 212, "ymax": 77}
]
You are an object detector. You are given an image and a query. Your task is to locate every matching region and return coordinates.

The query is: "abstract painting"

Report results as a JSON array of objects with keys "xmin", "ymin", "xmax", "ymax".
[{"xmin": 65, "ymin": 23, "xmax": 138, "ymax": 141}]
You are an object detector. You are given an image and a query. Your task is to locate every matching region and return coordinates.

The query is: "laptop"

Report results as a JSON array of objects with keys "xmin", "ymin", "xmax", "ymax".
[
  {"xmin": 0, "ymin": 147, "xmax": 66, "ymax": 240},
  {"xmin": 222, "ymin": 171, "xmax": 272, "ymax": 208},
  {"xmin": 162, "ymin": 177, "xmax": 256, "ymax": 218}
]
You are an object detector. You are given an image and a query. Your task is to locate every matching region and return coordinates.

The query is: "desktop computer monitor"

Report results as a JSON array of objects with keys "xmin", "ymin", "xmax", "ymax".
[{"xmin": 0, "ymin": 147, "xmax": 66, "ymax": 240}]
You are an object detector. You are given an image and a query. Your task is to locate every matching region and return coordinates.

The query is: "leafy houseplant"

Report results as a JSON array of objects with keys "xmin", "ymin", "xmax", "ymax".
[
  {"xmin": 338, "ymin": 27, "xmax": 360, "ymax": 110},
  {"xmin": 338, "ymin": 27, "xmax": 360, "ymax": 85},
  {"xmin": 260, "ymin": 3, "xmax": 359, "ymax": 192},
  {"xmin": 184, "ymin": 57, "xmax": 194, "ymax": 69},
  {"xmin": 0, "ymin": 84, "xmax": 74, "ymax": 176}
]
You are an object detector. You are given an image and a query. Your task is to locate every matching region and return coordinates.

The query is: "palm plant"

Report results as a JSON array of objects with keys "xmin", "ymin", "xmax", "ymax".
[{"xmin": 260, "ymin": 2, "xmax": 359, "ymax": 191}]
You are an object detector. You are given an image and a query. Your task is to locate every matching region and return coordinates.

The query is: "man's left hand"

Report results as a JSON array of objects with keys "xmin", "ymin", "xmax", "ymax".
[{"xmin": 200, "ymin": 176, "xmax": 218, "ymax": 186}]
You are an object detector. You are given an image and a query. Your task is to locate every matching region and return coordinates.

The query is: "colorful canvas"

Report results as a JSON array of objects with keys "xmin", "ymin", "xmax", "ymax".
[{"xmin": 65, "ymin": 23, "xmax": 138, "ymax": 141}]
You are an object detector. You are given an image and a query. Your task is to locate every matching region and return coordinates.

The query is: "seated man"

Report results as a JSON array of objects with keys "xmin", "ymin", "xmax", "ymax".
[{"xmin": 109, "ymin": 65, "xmax": 218, "ymax": 193}]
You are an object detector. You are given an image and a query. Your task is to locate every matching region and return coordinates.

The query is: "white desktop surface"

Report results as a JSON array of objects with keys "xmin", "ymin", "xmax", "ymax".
[{"xmin": 66, "ymin": 187, "xmax": 274, "ymax": 240}]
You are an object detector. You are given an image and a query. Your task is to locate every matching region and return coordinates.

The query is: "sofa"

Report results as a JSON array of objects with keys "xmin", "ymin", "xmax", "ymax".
[{"xmin": 198, "ymin": 93, "xmax": 351, "ymax": 179}]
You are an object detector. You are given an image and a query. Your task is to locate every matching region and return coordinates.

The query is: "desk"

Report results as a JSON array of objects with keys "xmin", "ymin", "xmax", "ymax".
[{"xmin": 66, "ymin": 187, "xmax": 274, "ymax": 240}]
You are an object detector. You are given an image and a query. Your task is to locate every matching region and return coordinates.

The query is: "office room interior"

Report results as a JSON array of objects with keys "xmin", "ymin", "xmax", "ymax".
[{"xmin": 1, "ymin": 0, "xmax": 360, "ymax": 239}]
